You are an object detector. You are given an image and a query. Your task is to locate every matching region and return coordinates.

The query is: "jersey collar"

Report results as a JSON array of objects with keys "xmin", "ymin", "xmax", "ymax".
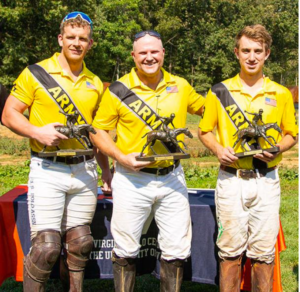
[
  {"xmin": 228, "ymin": 74, "xmax": 277, "ymax": 94},
  {"xmin": 46, "ymin": 53, "xmax": 94, "ymax": 80},
  {"xmin": 128, "ymin": 67, "xmax": 177, "ymax": 90}
]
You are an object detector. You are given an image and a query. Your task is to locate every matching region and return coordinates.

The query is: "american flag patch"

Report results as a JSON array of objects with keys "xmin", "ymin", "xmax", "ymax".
[
  {"xmin": 265, "ymin": 97, "xmax": 277, "ymax": 107},
  {"xmin": 166, "ymin": 86, "xmax": 178, "ymax": 93},
  {"xmin": 86, "ymin": 81, "xmax": 97, "ymax": 90}
]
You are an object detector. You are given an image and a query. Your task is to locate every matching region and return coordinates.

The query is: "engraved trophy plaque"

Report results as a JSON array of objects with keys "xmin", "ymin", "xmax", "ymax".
[
  {"xmin": 136, "ymin": 113, "xmax": 193, "ymax": 161},
  {"xmin": 38, "ymin": 110, "xmax": 96, "ymax": 157},
  {"xmin": 233, "ymin": 109, "xmax": 281, "ymax": 158}
]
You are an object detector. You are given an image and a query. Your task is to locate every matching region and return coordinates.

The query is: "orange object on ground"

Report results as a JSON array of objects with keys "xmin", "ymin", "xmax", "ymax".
[{"xmin": 0, "ymin": 185, "xmax": 28, "ymax": 285}]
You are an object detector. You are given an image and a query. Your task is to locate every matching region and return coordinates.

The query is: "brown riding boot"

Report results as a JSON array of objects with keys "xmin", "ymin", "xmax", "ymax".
[
  {"xmin": 160, "ymin": 258, "xmax": 184, "ymax": 292},
  {"xmin": 219, "ymin": 255, "xmax": 243, "ymax": 292},
  {"xmin": 60, "ymin": 255, "xmax": 85, "ymax": 292},
  {"xmin": 23, "ymin": 261, "xmax": 45, "ymax": 292},
  {"xmin": 251, "ymin": 260, "xmax": 274, "ymax": 292},
  {"xmin": 112, "ymin": 251, "xmax": 136, "ymax": 292},
  {"xmin": 60, "ymin": 256, "xmax": 70, "ymax": 292},
  {"xmin": 60, "ymin": 225, "xmax": 94, "ymax": 292}
]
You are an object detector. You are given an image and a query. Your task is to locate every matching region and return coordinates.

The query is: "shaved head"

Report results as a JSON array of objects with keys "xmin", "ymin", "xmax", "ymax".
[{"xmin": 133, "ymin": 34, "xmax": 164, "ymax": 51}]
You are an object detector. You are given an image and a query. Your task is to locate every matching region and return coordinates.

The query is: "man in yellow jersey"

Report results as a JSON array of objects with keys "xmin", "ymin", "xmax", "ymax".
[
  {"xmin": 2, "ymin": 12, "xmax": 112, "ymax": 292},
  {"xmin": 198, "ymin": 25, "xmax": 298, "ymax": 292},
  {"xmin": 90, "ymin": 30, "xmax": 205, "ymax": 292}
]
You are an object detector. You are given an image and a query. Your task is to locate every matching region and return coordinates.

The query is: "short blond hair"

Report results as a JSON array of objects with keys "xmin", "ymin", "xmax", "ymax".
[
  {"xmin": 235, "ymin": 25, "xmax": 272, "ymax": 51},
  {"xmin": 60, "ymin": 15, "xmax": 92, "ymax": 38}
]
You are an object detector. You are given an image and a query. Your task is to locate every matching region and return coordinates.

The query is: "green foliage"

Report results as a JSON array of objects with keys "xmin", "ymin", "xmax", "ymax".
[
  {"xmin": 280, "ymin": 167, "xmax": 298, "ymax": 181},
  {"xmin": 0, "ymin": 163, "xmax": 30, "ymax": 178},
  {"xmin": 0, "ymin": 163, "xmax": 30, "ymax": 195},
  {"xmin": 184, "ymin": 166, "xmax": 218, "ymax": 181},
  {"xmin": 0, "ymin": 0, "xmax": 298, "ymax": 89}
]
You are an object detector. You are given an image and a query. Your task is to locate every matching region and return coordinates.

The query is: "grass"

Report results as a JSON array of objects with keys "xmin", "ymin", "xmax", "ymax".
[{"xmin": 0, "ymin": 137, "xmax": 29, "ymax": 156}]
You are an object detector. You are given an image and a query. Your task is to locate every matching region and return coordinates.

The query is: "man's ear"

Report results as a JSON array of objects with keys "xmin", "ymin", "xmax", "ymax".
[
  {"xmin": 58, "ymin": 34, "xmax": 63, "ymax": 47},
  {"xmin": 234, "ymin": 47, "xmax": 239, "ymax": 59},
  {"xmin": 88, "ymin": 39, "xmax": 94, "ymax": 50},
  {"xmin": 265, "ymin": 49, "xmax": 271, "ymax": 60}
]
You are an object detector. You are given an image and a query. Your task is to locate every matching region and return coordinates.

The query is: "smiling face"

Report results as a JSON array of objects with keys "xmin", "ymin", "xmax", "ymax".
[
  {"xmin": 234, "ymin": 36, "xmax": 270, "ymax": 78},
  {"xmin": 58, "ymin": 24, "xmax": 93, "ymax": 64},
  {"xmin": 131, "ymin": 34, "xmax": 165, "ymax": 79}
]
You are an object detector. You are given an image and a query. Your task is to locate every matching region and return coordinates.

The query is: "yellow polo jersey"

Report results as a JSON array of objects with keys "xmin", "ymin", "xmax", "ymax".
[
  {"xmin": 199, "ymin": 74, "xmax": 298, "ymax": 169},
  {"xmin": 11, "ymin": 53, "xmax": 103, "ymax": 152},
  {"xmin": 93, "ymin": 68, "xmax": 204, "ymax": 168}
]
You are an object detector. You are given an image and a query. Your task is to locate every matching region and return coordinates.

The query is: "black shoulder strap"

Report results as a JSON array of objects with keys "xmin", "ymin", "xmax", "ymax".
[
  {"xmin": 28, "ymin": 64, "xmax": 87, "ymax": 124},
  {"xmin": 212, "ymin": 82, "xmax": 251, "ymax": 130},
  {"xmin": 109, "ymin": 81, "xmax": 178, "ymax": 153},
  {"xmin": 109, "ymin": 81, "xmax": 162, "ymax": 129}
]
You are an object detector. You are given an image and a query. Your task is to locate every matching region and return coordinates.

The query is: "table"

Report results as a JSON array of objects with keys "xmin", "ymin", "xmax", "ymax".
[{"xmin": 0, "ymin": 185, "xmax": 286, "ymax": 291}]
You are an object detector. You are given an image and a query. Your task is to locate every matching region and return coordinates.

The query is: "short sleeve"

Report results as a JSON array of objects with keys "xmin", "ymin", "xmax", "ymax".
[
  {"xmin": 281, "ymin": 89, "xmax": 298, "ymax": 137},
  {"xmin": 199, "ymin": 89, "xmax": 218, "ymax": 132},
  {"xmin": 92, "ymin": 87, "xmax": 120, "ymax": 130},
  {"xmin": 186, "ymin": 82, "xmax": 205, "ymax": 114},
  {"xmin": 11, "ymin": 67, "xmax": 35, "ymax": 106}
]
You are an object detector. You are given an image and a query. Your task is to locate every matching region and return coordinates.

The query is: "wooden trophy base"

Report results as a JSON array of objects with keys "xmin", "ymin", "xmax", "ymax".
[
  {"xmin": 38, "ymin": 149, "xmax": 94, "ymax": 157},
  {"xmin": 136, "ymin": 153, "xmax": 190, "ymax": 162},
  {"xmin": 235, "ymin": 146, "xmax": 280, "ymax": 158}
]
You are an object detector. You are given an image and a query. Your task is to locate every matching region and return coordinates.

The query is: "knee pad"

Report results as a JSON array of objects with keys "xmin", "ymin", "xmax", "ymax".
[
  {"xmin": 63, "ymin": 225, "xmax": 94, "ymax": 272},
  {"xmin": 24, "ymin": 229, "xmax": 61, "ymax": 282}
]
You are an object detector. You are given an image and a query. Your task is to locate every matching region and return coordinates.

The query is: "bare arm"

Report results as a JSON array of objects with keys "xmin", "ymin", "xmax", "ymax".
[
  {"xmin": 254, "ymin": 133, "xmax": 298, "ymax": 163},
  {"xmin": 90, "ymin": 129, "xmax": 152, "ymax": 171},
  {"xmin": 93, "ymin": 146, "xmax": 112, "ymax": 192},
  {"xmin": 194, "ymin": 106, "xmax": 204, "ymax": 116},
  {"xmin": 2, "ymin": 95, "xmax": 68, "ymax": 146},
  {"xmin": 198, "ymin": 128, "xmax": 238, "ymax": 166}
]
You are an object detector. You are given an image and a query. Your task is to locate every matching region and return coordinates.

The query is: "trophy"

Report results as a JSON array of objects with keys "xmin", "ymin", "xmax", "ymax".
[
  {"xmin": 232, "ymin": 109, "xmax": 281, "ymax": 158},
  {"xmin": 38, "ymin": 110, "xmax": 96, "ymax": 157},
  {"xmin": 136, "ymin": 113, "xmax": 193, "ymax": 161}
]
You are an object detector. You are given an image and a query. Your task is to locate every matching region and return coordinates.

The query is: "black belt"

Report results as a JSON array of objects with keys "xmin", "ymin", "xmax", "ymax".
[
  {"xmin": 140, "ymin": 160, "xmax": 180, "ymax": 176},
  {"xmin": 31, "ymin": 151, "xmax": 94, "ymax": 165},
  {"xmin": 220, "ymin": 165, "xmax": 277, "ymax": 179}
]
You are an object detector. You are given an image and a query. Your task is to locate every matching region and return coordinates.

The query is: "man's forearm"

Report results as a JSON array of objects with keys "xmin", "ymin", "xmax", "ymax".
[
  {"xmin": 93, "ymin": 147, "xmax": 110, "ymax": 171},
  {"xmin": 278, "ymin": 134, "xmax": 298, "ymax": 153},
  {"xmin": 198, "ymin": 128, "xmax": 238, "ymax": 166},
  {"xmin": 3, "ymin": 106, "xmax": 37, "ymax": 139},
  {"xmin": 198, "ymin": 129, "xmax": 222, "ymax": 156},
  {"xmin": 90, "ymin": 129, "xmax": 124, "ymax": 162}
]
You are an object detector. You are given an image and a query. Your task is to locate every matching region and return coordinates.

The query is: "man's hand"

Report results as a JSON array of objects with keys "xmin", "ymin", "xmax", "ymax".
[
  {"xmin": 216, "ymin": 146, "xmax": 238, "ymax": 166},
  {"xmin": 254, "ymin": 144, "xmax": 280, "ymax": 163},
  {"xmin": 32, "ymin": 123, "xmax": 68, "ymax": 146},
  {"xmin": 101, "ymin": 168, "xmax": 113, "ymax": 194},
  {"xmin": 119, "ymin": 152, "xmax": 153, "ymax": 171}
]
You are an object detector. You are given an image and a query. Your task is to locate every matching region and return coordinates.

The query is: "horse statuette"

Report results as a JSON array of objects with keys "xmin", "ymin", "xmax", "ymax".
[
  {"xmin": 137, "ymin": 113, "xmax": 194, "ymax": 161},
  {"xmin": 39, "ymin": 110, "xmax": 96, "ymax": 157},
  {"xmin": 232, "ymin": 110, "xmax": 282, "ymax": 158}
]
